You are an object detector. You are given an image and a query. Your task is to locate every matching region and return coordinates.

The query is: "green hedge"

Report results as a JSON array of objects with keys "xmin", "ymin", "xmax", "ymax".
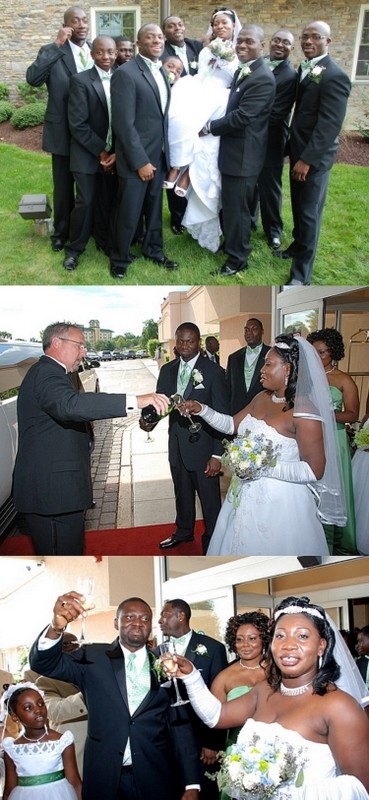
[
  {"xmin": 11, "ymin": 101, "xmax": 46, "ymax": 129},
  {"xmin": 16, "ymin": 81, "xmax": 48, "ymax": 104},
  {"xmin": 0, "ymin": 83, "xmax": 9, "ymax": 101},
  {"xmin": 0, "ymin": 101, "xmax": 15, "ymax": 122}
]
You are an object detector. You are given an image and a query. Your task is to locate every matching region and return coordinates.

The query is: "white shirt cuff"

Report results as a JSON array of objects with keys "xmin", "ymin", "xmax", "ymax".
[
  {"xmin": 126, "ymin": 394, "xmax": 138, "ymax": 411},
  {"xmin": 38, "ymin": 625, "xmax": 62, "ymax": 649}
]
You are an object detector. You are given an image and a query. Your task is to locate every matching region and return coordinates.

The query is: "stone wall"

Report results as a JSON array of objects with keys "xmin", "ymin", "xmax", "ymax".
[{"xmin": 0, "ymin": 0, "xmax": 367, "ymax": 128}]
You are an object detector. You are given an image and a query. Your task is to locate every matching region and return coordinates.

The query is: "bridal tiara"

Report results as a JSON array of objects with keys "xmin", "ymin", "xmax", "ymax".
[
  {"xmin": 2, "ymin": 681, "xmax": 44, "ymax": 706},
  {"xmin": 272, "ymin": 341, "xmax": 291, "ymax": 350},
  {"xmin": 274, "ymin": 605, "xmax": 325, "ymax": 621}
]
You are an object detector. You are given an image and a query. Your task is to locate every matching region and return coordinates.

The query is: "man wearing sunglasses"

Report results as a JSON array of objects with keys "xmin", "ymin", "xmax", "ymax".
[{"xmin": 12, "ymin": 321, "xmax": 169, "ymax": 555}]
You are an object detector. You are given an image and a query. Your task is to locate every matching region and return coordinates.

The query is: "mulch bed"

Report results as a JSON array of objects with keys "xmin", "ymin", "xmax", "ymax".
[{"xmin": 0, "ymin": 120, "xmax": 369, "ymax": 166}]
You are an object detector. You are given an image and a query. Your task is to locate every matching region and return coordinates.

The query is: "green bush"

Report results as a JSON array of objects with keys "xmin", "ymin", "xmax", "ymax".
[
  {"xmin": 0, "ymin": 101, "xmax": 15, "ymax": 122},
  {"xmin": 0, "ymin": 83, "xmax": 9, "ymax": 101},
  {"xmin": 17, "ymin": 81, "xmax": 48, "ymax": 104},
  {"xmin": 11, "ymin": 101, "xmax": 46, "ymax": 129}
]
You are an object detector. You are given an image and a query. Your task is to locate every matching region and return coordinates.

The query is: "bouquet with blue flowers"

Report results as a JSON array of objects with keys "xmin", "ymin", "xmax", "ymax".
[
  {"xmin": 221, "ymin": 431, "xmax": 281, "ymax": 508},
  {"xmin": 208, "ymin": 37, "xmax": 236, "ymax": 64}
]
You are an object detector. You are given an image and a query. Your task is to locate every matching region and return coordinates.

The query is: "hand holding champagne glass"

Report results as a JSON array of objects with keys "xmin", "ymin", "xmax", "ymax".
[
  {"xmin": 76, "ymin": 577, "xmax": 95, "ymax": 642},
  {"xmin": 159, "ymin": 642, "xmax": 189, "ymax": 706}
]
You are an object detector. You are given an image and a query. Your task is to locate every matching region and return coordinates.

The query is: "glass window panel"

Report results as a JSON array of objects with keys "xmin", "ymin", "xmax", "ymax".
[
  {"xmin": 282, "ymin": 309, "xmax": 320, "ymax": 336},
  {"xmin": 355, "ymin": 9, "xmax": 369, "ymax": 80}
]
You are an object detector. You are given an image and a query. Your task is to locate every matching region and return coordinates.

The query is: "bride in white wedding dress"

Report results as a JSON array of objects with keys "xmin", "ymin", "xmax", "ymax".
[
  {"xmin": 182, "ymin": 334, "xmax": 346, "ymax": 556},
  {"xmin": 166, "ymin": 8, "xmax": 240, "ymax": 252},
  {"xmin": 173, "ymin": 596, "xmax": 369, "ymax": 800}
]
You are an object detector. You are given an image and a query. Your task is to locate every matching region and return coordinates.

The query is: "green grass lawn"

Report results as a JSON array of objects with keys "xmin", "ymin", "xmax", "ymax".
[{"xmin": 1, "ymin": 142, "xmax": 368, "ymax": 285}]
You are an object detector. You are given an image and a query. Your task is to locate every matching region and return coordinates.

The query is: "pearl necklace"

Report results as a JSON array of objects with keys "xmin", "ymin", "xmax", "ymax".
[
  {"xmin": 22, "ymin": 729, "xmax": 48, "ymax": 743},
  {"xmin": 324, "ymin": 366, "xmax": 336, "ymax": 374},
  {"xmin": 239, "ymin": 659, "xmax": 262, "ymax": 670},
  {"xmin": 280, "ymin": 680, "xmax": 313, "ymax": 696},
  {"xmin": 271, "ymin": 393, "xmax": 286, "ymax": 404}
]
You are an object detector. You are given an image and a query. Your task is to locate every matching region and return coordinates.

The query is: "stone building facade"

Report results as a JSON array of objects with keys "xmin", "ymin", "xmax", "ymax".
[{"xmin": 0, "ymin": 1, "xmax": 367, "ymax": 125}]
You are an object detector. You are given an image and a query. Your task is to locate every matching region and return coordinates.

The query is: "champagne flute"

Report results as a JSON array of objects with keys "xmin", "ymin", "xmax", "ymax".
[
  {"xmin": 171, "ymin": 393, "xmax": 202, "ymax": 434},
  {"xmin": 76, "ymin": 577, "xmax": 94, "ymax": 642},
  {"xmin": 158, "ymin": 642, "xmax": 189, "ymax": 707}
]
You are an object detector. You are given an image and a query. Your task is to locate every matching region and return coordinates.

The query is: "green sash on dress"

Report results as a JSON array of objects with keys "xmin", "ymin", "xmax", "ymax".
[{"xmin": 18, "ymin": 769, "xmax": 65, "ymax": 786}]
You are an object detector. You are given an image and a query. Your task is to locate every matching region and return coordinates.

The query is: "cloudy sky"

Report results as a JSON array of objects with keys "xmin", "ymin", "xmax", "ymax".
[{"xmin": 1, "ymin": 285, "xmax": 190, "ymax": 341}]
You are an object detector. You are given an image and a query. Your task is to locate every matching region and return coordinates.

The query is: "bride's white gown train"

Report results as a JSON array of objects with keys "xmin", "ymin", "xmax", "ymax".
[
  {"xmin": 236, "ymin": 719, "xmax": 368, "ymax": 800},
  {"xmin": 207, "ymin": 415, "xmax": 330, "ymax": 556},
  {"xmin": 168, "ymin": 46, "xmax": 238, "ymax": 252}
]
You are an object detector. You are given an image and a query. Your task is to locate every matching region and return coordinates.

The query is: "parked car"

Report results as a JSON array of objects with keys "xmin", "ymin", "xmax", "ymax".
[
  {"xmin": 0, "ymin": 340, "xmax": 99, "ymax": 537},
  {"xmin": 112, "ymin": 350, "xmax": 122, "ymax": 360},
  {"xmin": 99, "ymin": 350, "xmax": 113, "ymax": 361},
  {"xmin": 136, "ymin": 349, "xmax": 149, "ymax": 358},
  {"xmin": 122, "ymin": 350, "xmax": 136, "ymax": 359}
]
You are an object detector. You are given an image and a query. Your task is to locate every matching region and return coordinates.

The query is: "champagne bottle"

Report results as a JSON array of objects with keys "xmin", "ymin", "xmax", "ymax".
[{"xmin": 140, "ymin": 402, "xmax": 173, "ymax": 425}]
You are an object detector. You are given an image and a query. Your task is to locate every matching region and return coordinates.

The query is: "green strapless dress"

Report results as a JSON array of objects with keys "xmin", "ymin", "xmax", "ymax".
[
  {"xmin": 220, "ymin": 685, "xmax": 253, "ymax": 800},
  {"xmin": 324, "ymin": 385, "xmax": 357, "ymax": 554}
]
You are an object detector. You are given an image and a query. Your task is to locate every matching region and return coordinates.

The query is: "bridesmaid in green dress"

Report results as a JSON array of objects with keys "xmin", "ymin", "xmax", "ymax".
[
  {"xmin": 307, "ymin": 328, "xmax": 359, "ymax": 555},
  {"xmin": 211, "ymin": 611, "xmax": 270, "ymax": 800}
]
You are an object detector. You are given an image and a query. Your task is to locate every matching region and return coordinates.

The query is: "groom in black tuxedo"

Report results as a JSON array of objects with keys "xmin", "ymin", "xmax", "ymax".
[
  {"xmin": 30, "ymin": 595, "xmax": 201, "ymax": 800},
  {"xmin": 142, "ymin": 322, "xmax": 229, "ymax": 553},
  {"xmin": 207, "ymin": 25, "xmax": 276, "ymax": 276},
  {"xmin": 158, "ymin": 599, "xmax": 228, "ymax": 799}
]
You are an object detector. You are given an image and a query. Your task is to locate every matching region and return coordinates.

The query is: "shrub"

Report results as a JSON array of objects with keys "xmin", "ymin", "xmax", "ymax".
[
  {"xmin": 0, "ymin": 101, "xmax": 15, "ymax": 122},
  {"xmin": 0, "ymin": 84, "xmax": 9, "ymax": 101},
  {"xmin": 17, "ymin": 81, "xmax": 48, "ymax": 104},
  {"xmin": 11, "ymin": 101, "xmax": 46, "ymax": 129}
]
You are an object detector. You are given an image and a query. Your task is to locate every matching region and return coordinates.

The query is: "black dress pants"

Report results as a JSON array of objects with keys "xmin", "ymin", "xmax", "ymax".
[
  {"xmin": 51, "ymin": 154, "xmax": 75, "ymax": 244},
  {"xmin": 24, "ymin": 510, "xmax": 85, "ymax": 555}
]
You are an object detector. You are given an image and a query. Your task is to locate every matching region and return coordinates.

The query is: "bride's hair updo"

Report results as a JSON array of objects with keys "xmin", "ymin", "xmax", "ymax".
[
  {"xmin": 210, "ymin": 7, "xmax": 236, "ymax": 26},
  {"xmin": 272, "ymin": 334, "xmax": 299, "ymax": 411},
  {"xmin": 267, "ymin": 595, "xmax": 340, "ymax": 696}
]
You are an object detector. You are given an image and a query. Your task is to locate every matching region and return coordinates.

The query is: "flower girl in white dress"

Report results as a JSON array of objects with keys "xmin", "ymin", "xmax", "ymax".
[{"xmin": 2, "ymin": 684, "xmax": 81, "ymax": 800}]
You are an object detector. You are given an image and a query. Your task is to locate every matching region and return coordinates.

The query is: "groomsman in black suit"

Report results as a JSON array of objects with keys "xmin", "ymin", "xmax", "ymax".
[
  {"xmin": 64, "ymin": 36, "xmax": 117, "ymax": 270},
  {"xmin": 110, "ymin": 23, "xmax": 179, "ymax": 278},
  {"xmin": 142, "ymin": 322, "xmax": 229, "ymax": 553},
  {"xmin": 250, "ymin": 29, "xmax": 297, "ymax": 249},
  {"xmin": 158, "ymin": 599, "xmax": 228, "ymax": 800},
  {"xmin": 26, "ymin": 6, "xmax": 92, "ymax": 252},
  {"xmin": 356, "ymin": 625, "xmax": 369, "ymax": 689},
  {"xmin": 204, "ymin": 336, "xmax": 220, "ymax": 364},
  {"xmin": 207, "ymin": 25, "xmax": 276, "ymax": 277},
  {"xmin": 226, "ymin": 318, "xmax": 269, "ymax": 414},
  {"xmin": 275, "ymin": 20, "xmax": 351, "ymax": 285}
]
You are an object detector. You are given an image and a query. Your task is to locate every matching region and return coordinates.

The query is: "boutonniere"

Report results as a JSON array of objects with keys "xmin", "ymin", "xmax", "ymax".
[
  {"xmin": 192, "ymin": 643, "xmax": 209, "ymax": 656},
  {"xmin": 308, "ymin": 65, "xmax": 325, "ymax": 83},
  {"xmin": 238, "ymin": 65, "xmax": 252, "ymax": 80},
  {"xmin": 151, "ymin": 656, "xmax": 167, "ymax": 682},
  {"xmin": 191, "ymin": 368, "xmax": 204, "ymax": 386},
  {"xmin": 165, "ymin": 70, "xmax": 176, "ymax": 85},
  {"xmin": 189, "ymin": 60, "xmax": 198, "ymax": 71}
]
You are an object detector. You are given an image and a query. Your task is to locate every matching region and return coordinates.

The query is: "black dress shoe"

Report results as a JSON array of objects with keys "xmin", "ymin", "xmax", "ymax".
[
  {"xmin": 274, "ymin": 249, "xmax": 294, "ymax": 260},
  {"xmin": 110, "ymin": 262, "xmax": 127, "ymax": 278},
  {"xmin": 159, "ymin": 535, "xmax": 194, "ymax": 549},
  {"xmin": 171, "ymin": 223, "xmax": 185, "ymax": 235},
  {"xmin": 51, "ymin": 238, "xmax": 64, "ymax": 252},
  {"xmin": 63, "ymin": 255, "xmax": 78, "ymax": 270},
  {"xmin": 269, "ymin": 237, "xmax": 281, "ymax": 250},
  {"xmin": 144, "ymin": 255, "xmax": 179, "ymax": 269},
  {"xmin": 214, "ymin": 262, "xmax": 248, "ymax": 277}
]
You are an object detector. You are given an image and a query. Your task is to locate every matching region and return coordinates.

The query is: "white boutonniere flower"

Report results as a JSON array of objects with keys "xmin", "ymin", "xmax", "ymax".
[
  {"xmin": 238, "ymin": 65, "xmax": 252, "ymax": 80},
  {"xmin": 189, "ymin": 60, "xmax": 198, "ymax": 71},
  {"xmin": 166, "ymin": 71, "xmax": 176, "ymax": 85},
  {"xmin": 191, "ymin": 368, "xmax": 204, "ymax": 386},
  {"xmin": 192, "ymin": 643, "xmax": 209, "ymax": 656},
  {"xmin": 152, "ymin": 657, "xmax": 167, "ymax": 682},
  {"xmin": 308, "ymin": 65, "xmax": 325, "ymax": 83}
]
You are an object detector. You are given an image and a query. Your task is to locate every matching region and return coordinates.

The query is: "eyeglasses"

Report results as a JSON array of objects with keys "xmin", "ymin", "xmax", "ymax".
[
  {"xmin": 58, "ymin": 337, "xmax": 87, "ymax": 350},
  {"xmin": 271, "ymin": 37, "xmax": 293, "ymax": 46},
  {"xmin": 299, "ymin": 34, "xmax": 327, "ymax": 41}
]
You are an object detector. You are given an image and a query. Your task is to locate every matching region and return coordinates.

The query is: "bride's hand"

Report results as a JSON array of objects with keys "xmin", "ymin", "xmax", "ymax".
[
  {"xmin": 163, "ymin": 655, "xmax": 194, "ymax": 679},
  {"xmin": 179, "ymin": 400, "xmax": 202, "ymax": 416}
]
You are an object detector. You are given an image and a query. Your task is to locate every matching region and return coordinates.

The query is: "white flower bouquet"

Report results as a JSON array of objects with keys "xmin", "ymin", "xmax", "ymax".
[
  {"xmin": 222, "ymin": 431, "xmax": 281, "ymax": 507},
  {"xmin": 354, "ymin": 426, "xmax": 369, "ymax": 450},
  {"xmin": 210, "ymin": 734, "xmax": 305, "ymax": 800},
  {"xmin": 208, "ymin": 37, "xmax": 236, "ymax": 64}
]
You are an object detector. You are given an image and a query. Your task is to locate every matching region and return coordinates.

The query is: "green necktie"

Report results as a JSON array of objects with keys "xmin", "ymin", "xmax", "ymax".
[
  {"xmin": 177, "ymin": 362, "xmax": 191, "ymax": 395},
  {"xmin": 80, "ymin": 49, "xmax": 88, "ymax": 69}
]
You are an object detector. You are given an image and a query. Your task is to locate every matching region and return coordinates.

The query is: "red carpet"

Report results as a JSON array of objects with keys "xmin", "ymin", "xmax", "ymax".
[{"xmin": 0, "ymin": 521, "xmax": 205, "ymax": 556}]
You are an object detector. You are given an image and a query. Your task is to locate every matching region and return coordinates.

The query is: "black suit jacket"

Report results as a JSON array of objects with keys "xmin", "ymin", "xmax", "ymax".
[
  {"xmin": 68, "ymin": 66, "xmax": 112, "ymax": 174},
  {"xmin": 111, "ymin": 54, "xmax": 171, "ymax": 178},
  {"xmin": 12, "ymin": 356, "xmax": 127, "ymax": 515},
  {"xmin": 30, "ymin": 637, "xmax": 200, "ymax": 800},
  {"xmin": 210, "ymin": 57, "xmax": 276, "ymax": 177},
  {"xmin": 26, "ymin": 41, "xmax": 79, "ymax": 156},
  {"xmin": 156, "ymin": 354, "xmax": 229, "ymax": 470},
  {"xmin": 163, "ymin": 38, "xmax": 203, "ymax": 76},
  {"xmin": 226, "ymin": 343, "xmax": 270, "ymax": 415},
  {"xmin": 268, "ymin": 59, "xmax": 297, "ymax": 133},
  {"xmin": 356, "ymin": 656, "xmax": 369, "ymax": 684},
  {"xmin": 289, "ymin": 54, "xmax": 351, "ymax": 171}
]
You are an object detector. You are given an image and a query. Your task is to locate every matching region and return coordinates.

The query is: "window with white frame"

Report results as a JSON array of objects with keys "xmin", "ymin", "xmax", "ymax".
[
  {"xmin": 90, "ymin": 6, "xmax": 140, "ymax": 43},
  {"xmin": 354, "ymin": 5, "xmax": 369, "ymax": 81}
]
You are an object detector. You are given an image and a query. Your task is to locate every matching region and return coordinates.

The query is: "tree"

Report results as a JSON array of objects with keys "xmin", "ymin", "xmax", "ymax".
[
  {"xmin": 0, "ymin": 331, "xmax": 12, "ymax": 340},
  {"xmin": 96, "ymin": 339, "xmax": 114, "ymax": 351},
  {"xmin": 141, "ymin": 319, "xmax": 158, "ymax": 348}
]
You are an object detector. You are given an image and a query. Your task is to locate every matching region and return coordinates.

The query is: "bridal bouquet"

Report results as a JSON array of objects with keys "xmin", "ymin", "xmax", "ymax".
[
  {"xmin": 210, "ymin": 734, "xmax": 306, "ymax": 800},
  {"xmin": 354, "ymin": 425, "xmax": 369, "ymax": 450},
  {"xmin": 208, "ymin": 37, "xmax": 236, "ymax": 64},
  {"xmin": 222, "ymin": 432, "xmax": 281, "ymax": 508}
]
